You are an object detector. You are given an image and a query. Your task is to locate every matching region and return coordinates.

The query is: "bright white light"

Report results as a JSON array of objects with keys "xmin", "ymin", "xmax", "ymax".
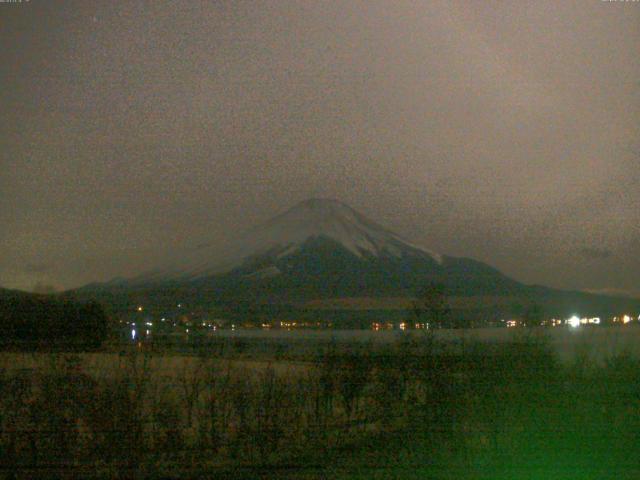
[
  {"xmin": 568, "ymin": 316, "xmax": 580, "ymax": 328},
  {"xmin": 131, "ymin": 329, "xmax": 136, "ymax": 340},
  {"xmin": 623, "ymin": 315, "xmax": 632, "ymax": 324}
]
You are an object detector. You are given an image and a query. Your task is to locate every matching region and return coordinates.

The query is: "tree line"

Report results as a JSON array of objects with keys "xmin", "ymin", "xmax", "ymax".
[{"xmin": 0, "ymin": 293, "xmax": 109, "ymax": 349}]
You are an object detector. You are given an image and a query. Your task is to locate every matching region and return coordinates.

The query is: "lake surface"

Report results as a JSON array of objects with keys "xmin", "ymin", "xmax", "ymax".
[{"xmin": 208, "ymin": 325, "xmax": 640, "ymax": 363}]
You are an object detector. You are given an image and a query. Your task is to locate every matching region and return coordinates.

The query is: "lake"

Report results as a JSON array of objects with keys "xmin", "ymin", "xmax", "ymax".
[{"xmin": 206, "ymin": 325, "xmax": 640, "ymax": 363}]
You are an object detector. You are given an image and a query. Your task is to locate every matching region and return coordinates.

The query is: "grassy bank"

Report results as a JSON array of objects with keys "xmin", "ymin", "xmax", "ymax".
[{"xmin": 0, "ymin": 334, "xmax": 638, "ymax": 478}]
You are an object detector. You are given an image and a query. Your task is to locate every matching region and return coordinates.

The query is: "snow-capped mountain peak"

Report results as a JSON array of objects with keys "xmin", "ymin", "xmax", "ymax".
[
  {"xmin": 245, "ymin": 198, "xmax": 440, "ymax": 261},
  {"xmin": 126, "ymin": 198, "xmax": 441, "ymax": 283}
]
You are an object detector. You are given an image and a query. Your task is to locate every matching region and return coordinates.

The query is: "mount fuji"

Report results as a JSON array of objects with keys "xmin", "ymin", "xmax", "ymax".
[
  {"xmin": 88, "ymin": 199, "xmax": 524, "ymax": 298},
  {"xmin": 135, "ymin": 198, "xmax": 444, "ymax": 283},
  {"xmin": 77, "ymin": 198, "xmax": 639, "ymax": 321}
]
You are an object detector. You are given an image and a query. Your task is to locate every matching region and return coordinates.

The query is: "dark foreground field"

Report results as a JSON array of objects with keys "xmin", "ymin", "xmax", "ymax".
[{"xmin": 1, "ymin": 333, "xmax": 639, "ymax": 479}]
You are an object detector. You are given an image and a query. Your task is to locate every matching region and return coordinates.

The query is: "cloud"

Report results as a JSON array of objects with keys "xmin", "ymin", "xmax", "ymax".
[
  {"xmin": 578, "ymin": 247, "xmax": 613, "ymax": 260},
  {"xmin": 24, "ymin": 262, "xmax": 51, "ymax": 274},
  {"xmin": 583, "ymin": 288, "xmax": 638, "ymax": 299},
  {"xmin": 31, "ymin": 282, "xmax": 59, "ymax": 295}
]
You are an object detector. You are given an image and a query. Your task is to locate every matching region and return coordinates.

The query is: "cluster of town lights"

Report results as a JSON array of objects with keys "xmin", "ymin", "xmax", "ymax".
[
  {"xmin": 128, "ymin": 302, "xmax": 639, "ymax": 340},
  {"xmin": 504, "ymin": 314, "xmax": 639, "ymax": 328},
  {"xmin": 567, "ymin": 315, "xmax": 600, "ymax": 328}
]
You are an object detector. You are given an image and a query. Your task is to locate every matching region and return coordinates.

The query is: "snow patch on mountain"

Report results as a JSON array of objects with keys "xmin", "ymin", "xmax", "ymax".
[{"xmin": 243, "ymin": 265, "xmax": 281, "ymax": 279}]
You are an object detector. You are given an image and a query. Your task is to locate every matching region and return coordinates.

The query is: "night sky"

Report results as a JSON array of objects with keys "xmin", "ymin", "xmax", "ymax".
[{"xmin": 1, "ymin": 1, "xmax": 638, "ymax": 296}]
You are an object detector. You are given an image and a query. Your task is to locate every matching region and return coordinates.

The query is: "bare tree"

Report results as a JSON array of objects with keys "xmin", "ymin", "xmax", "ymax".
[
  {"xmin": 177, "ymin": 356, "xmax": 208, "ymax": 429},
  {"xmin": 411, "ymin": 283, "xmax": 453, "ymax": 328}
]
